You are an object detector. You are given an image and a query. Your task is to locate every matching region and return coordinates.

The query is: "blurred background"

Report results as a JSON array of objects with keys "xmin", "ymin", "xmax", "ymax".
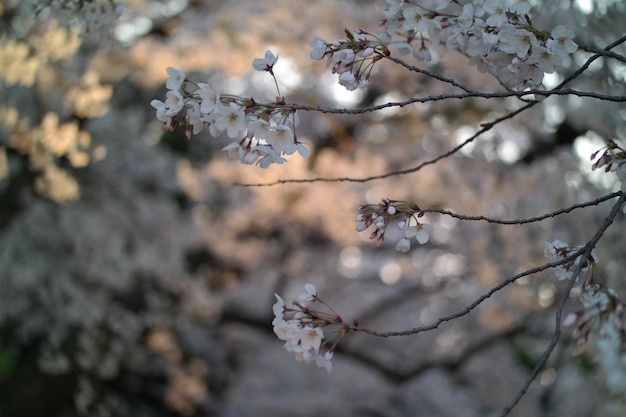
[{"xmin": 1, "ymin": 1, "xmax": 626, "ymax": 416}]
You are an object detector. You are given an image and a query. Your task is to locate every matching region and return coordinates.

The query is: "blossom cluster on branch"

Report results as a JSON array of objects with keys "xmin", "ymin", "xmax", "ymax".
[
  {"xmin": 309, "ymin": 0, "xmax": 578, "ymax": 91},
  {"xmin": 384, "ymin": 0, "xmax": 578, "ymax": 89},
  {"xmin": 355, "ymin": 197, "xmax": 432, "ymax": 252},
  {"xmin": 565, "ymin": 273, "xmax": 626, "ymax": 396},
  {"xmin": 151, "ymin": 52, "xmax": 308, "ymax": 168},
  {"xmin": 272, "ymin": 284, "xmax": 348, "ymax": 372}
]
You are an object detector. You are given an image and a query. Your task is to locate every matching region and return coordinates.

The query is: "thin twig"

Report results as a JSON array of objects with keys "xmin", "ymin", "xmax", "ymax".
[
  {"xmin": 558, "ymin": 34, "xmax": 626, "ymax": 87},
  {"xmin": 279, "ymin": 88, "xmax": 626, "ymax": 115},
  {"xmin": 420, "ymin": 192, "xmax": 621, "ymax": 224},
  {"xmin": 578, "ymin": 43, "xmax": 626, "ymax": 65},
  {"xmin": 234, "ymin": 102, "xmax": 532, "ymax": 187},
  {"xmin": 380, "ymin": 53, "xmax": 480, "ymax": 94},
  {"xmin": 351, "ymin": 248, "xmax": 593, "ymax": 338}
]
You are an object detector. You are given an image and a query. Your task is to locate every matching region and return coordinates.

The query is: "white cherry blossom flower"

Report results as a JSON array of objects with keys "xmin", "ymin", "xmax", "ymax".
[
  {"xmin": 257, "ymin": 151, "xmax": 286, "ymax": 168},
  {"xmin": 402, "ymin": 6, "xmax": 429, "ymax": 33},
  {"xmin": 289, "ymin": 326, "xmax": 323, "ymax": 352},
  {"xmin": 405, "ymin": 222, "xmax": 432, "ymax": 244},
  {"xmin": 544, "ymin": 239, "xmax": 569, "ymax": 261},
  {"xmin": 499, "ymin": 27, "xmax": 536, "ymax": 58},
  {"xmin": 395, "ymin": 237, "xmax": 411, "ymax": 252},
  {"xmin": 264, "ymin": 124, "xmax": 293, "ymax": 150},
  {"xmin": 185, "ymin": 101, "xmax": 205, "ymax": 136},
  {"xmin": 338, "ymin": 72, "xmax": 358, "ymax": 91},
  {"xmin": 273, "ymin": 294, "xmax": 286, "ymax": 318},
  {"xmin": 526, "ymin": 46, "xmax": 560, "ymax": 73},
  {"xmin": 482, "ymin": 0, "xmax": 510, "ymax": 27},
  {"xmin": 222, "ymin": 141, "xmax": 245, "ymax": 161},
  {"xmin": 315, "ymin": 351, "xmax": 333, "ymax": 373},
  {"xmin": 294, "ymin": 349, "xmax": 315, "ymax": 363},
  {"xmin": 543, "ymin": 240, "xmax": 599, "ymax": 280},
  {"xmin": 150, "ymin": 99, "xmax": 170, "ymax": 123},
  {"xmin": 284, "ymin": 142, "xmax": 309, "ymax": 158},
  {"xmin": 548, "ymin": 25, "xmax": 578, "ymax": 62},
  {"xmin": 214, "ymin": 103, "xmax": 247, "ymax": 139},
  {"xmin": 394, "ymin": 41, "xmax": 414, "ymax": 56},
  {"xmin": 413, "ymin": 45, "xmax": 432, "ymax": 62},
  {"xmin": 197, "ymin": 83, "xmax": 220, "ymax": 114},
  {"xmin": 272, "ymin": 317, "xmax": 291, "ymax": 341},
  {"xmin": 310, "ymin": 36, "xmax": 328, "ymax": 60},
  {"xmin": 252, "ymin": 50, "xmax": 279, "ymax": 72},
  {"xmin": 297, "ymin": 283, "xmax": 317, "ymax": 305},
  {"xmin": 165, "ymin": 67, "xmax": 185, "ymax": 91},
  {"xmin": 332, "ymin": 49, "xmax": 356, "ymax": 74},
  {"xmin": 164, "ymin": 90, "xmax": 185, "ymax": 116}
]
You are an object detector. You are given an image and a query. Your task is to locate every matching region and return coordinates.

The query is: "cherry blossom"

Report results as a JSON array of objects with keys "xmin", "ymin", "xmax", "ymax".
[
  {"xmin": 395, "ymin": 237, "xmax": 411, "ymax": 253},
  {"xmin": 163, "ymin": 90, "xmax": 185, "ymax": 116},
  {"xmin": 404, "ymin": 221, "xmax": 432, "ymax": 245},
  {"xmin": 213, "ymin": 103, "xmax": 247, "ymax": 139},
  {"xmin": 312, "ymin": 1, "xmax": 578, "ymax": 91},
  {"xmin": 564, "ymin": 278, "xmax": 626, "ymax": 396},
  {"xmin": 356, "ymin": 198, "xmax": 433, "ymax": 252},
  {"xmin": 252, "ymin": 50, "xmax": 279, "ymax": 72},
  {"xmin": 548, "ymin": 25, "xmax": 578, "ymax": 62},
  {"xmin": 297, "ymin": 284, "xmax": 318, "ymax": 305},
  {"xmin": 591, "ymin": 140, "xmax": 626, "ymax": 185},
  {"xmin": 309, "ymin": 36, "xmax": 329, "ymax": 60},
  {"xmin": 197, "ymin": 83, "xmax": 220, "ymax": 114},
  {"xmin": 272, "ymin": 294, "xmax": 286, "ymax": 318},
  {"xmin": 315, "ymin": 351, "xmax": 333, "ymax": 373},
  {"xmin": 543, "ymin": 239, "xmax": 599, "ymax": 281},
  {"xmin": 152, "ymin": 54, "xmax": 309, "ymax": 168},
  {"xmin": 150, "ymin": 99, "xmax": 171, "ymax": 126},
  {"xmin": 165, "ymin": 67, "xmax": 186, "ymax": 91}
]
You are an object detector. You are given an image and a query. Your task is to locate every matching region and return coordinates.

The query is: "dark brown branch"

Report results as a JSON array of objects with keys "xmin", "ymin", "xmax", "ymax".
[
  {"xmin": 277, "ymin": 88, "xmax": 625, "ymax": 116},
  {"xmin": 420, "ymin": 192, "xmax": 621, "ymax": 224},
  {"xmin": 578, "ymin": 43, "xmax": 626, "ymax": 65}
]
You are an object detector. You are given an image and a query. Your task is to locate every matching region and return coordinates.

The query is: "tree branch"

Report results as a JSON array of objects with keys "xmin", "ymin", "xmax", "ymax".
[
  {"xmin": 420, "ymin": 192, "xmax": 621, "ymax": 224},
  {"xmin": 351, "ymin": 251, "xmax": 588, "ymax": 338}
]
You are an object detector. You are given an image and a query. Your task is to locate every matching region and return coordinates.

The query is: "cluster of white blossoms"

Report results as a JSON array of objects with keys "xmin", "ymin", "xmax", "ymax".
[
  {"xmin": 356, "ymin": 197, "xmax": 432, "ymax": 252},
  {"xmin": 544, "ymin": 240, "xmax": 626, "ymax": 396},
  {"xmin": 151, "ymin": 51, "xmax": 309, "ymax": 168},
  {"xmin": 543, "ymin": 239, "xmax": 599, "ymax": 281},
  {"xmin": 565, "ymin": 280, "xmax": 626, "ymax": 397},
  {"xmin": 311, "ymin": 0, "xmax": 578, "ymax": 91},
  {"xmin": 32, "ymin": 0, "xmax": 126, "ymax": 33},
  {"xmin": 310, "ymin": 29, "xmax": 389, "ymax": 91},
  {"xmin": 272, "ymin": 284, "xmax": 348, "ymax": 372}
]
